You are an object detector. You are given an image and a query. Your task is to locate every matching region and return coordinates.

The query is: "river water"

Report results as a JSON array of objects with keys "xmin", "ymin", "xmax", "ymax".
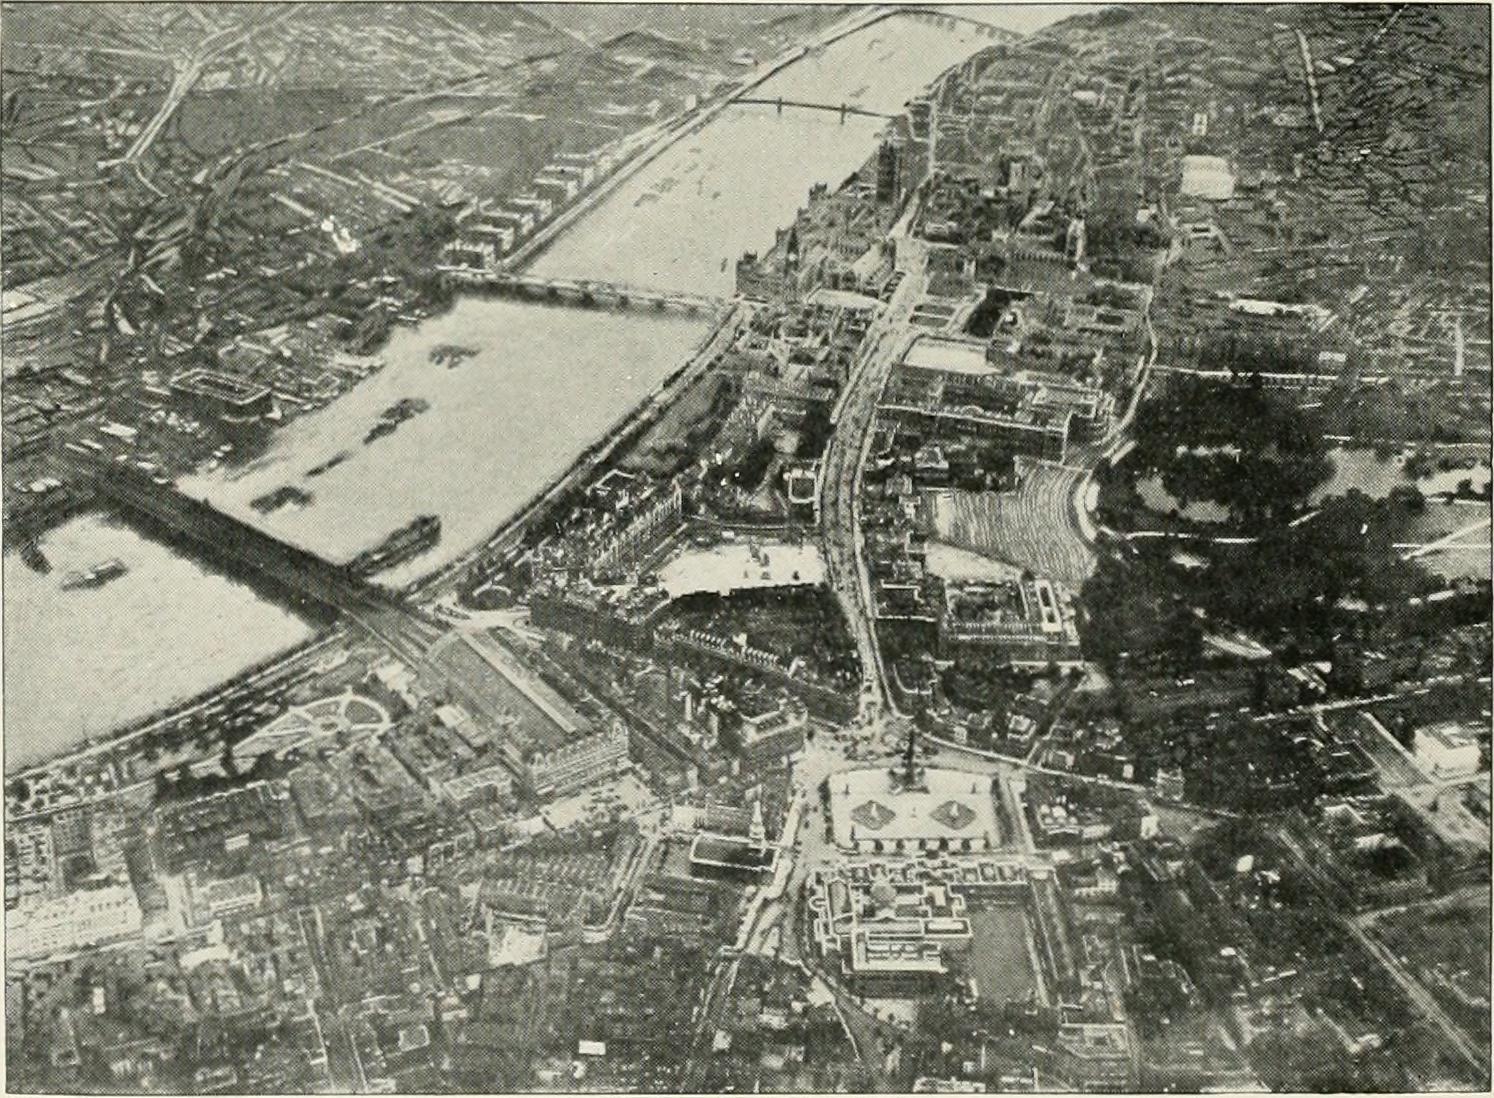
[
  {"xmin": 178, "ymin": 298, "xmax": 708, "ymax": 588},
  {"xmin": 532, "ymin": 15, "xmax": 1009, "ymax": 295},
  {"xmin": 3, "ymin": 514, "xmax": 320, "ymax": 770},
  {"xmin": 6, "ymin": 8, "xmax": 1090, "ymax": 769}
]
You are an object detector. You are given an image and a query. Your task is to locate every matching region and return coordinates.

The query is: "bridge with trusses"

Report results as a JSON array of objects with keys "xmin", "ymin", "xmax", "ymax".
[
  {"xmin": 64, "ymin": 450, "xmax": 445, "ymax": 666},
  {"xmin": 729, "ymin": 97, "xmax": 896, "ymax": 123},
  {"xmin": 899, "ymin": 7, "xmax": 1025, "ymax": 41}
]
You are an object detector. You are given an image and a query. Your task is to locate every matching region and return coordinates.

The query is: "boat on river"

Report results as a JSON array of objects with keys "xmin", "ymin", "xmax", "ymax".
[
  {"xmin": 60, "ymin": 558, "xmax": 128, "ymax": 591},
  {"xmin": 19, "ymin": 540, "xmax": 50, "ymax": 573},
  {"xmin": 346, "ymin": 515, "xmax": 441, "ymax": 578}
]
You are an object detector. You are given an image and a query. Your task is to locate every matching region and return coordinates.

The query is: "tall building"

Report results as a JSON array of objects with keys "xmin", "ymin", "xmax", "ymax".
[
  {"xmin": 877, "ymin": 140, "xmax": 901, "ymax": 205},
  {"xmin": 739, "ymin": 695, "xmax": 809, "ymax": 770},
  {"xmin": 689, "ymin": 800, "xmax": 778, "ymax": 882},
  {"xmin": 908, "ymin": 98, "xmax": 933, "ymax": 141}
]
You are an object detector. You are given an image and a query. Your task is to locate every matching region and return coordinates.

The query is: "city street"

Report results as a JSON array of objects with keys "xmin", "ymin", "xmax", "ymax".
[
  {"xmin": 818, "ymin": 230, "xmax": 930, "ymax": 721},
  {"xmin": 7, "ymin": 4, "xmax": 1490, "ymax": 1092}
]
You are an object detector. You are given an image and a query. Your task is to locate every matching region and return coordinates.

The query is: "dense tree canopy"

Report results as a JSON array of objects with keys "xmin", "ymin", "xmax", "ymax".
[
  {"xmin": 1130, "ymin": 376, "xmax": 1332, "ymax": 526},
  {"xmin": 1203, "ymin": 491, "xmax": 1430, "ymax": 635}
]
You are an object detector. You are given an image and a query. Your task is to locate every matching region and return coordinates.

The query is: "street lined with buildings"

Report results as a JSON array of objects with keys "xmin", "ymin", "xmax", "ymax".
[{"xmin": 5, "ymin": 4, "xmax": 1490, "ymax": 1094}]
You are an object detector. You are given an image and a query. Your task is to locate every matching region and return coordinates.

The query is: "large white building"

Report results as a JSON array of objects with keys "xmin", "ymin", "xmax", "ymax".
[
  {"xmin": 1180, "ymin": 154, "xmax": 1236, "ymax": 201},
  {"xmin": 1413, "ymin": 722, "xmax": 1482, "ymax": 780},
  {"xmin": 6, "ymin": 883, "xmax": 143, "ymax": 964},
  {"xmin": 809, "ymin": 866, "xmax": 971, "ymax": 995},
  {"xmin": 529, "ymin": 722, "xmax": 630, "ymax": 800},
  {"xmin": 807, "ymin": 857, "xmax": 1033, "ymax": 997}
]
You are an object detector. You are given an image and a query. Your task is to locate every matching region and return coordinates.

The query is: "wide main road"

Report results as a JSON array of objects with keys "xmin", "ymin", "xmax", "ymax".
[
  {"xmin": 819, "ymin": 234, "xmax": 929, "ymax": 719},
  {"xmin": 122, "ymin": 4, "xmax": 306, "ymax": 164},
  {"xmin": 1272, "ymin": 824, "xmax": 1489, "ymax": 1079}
]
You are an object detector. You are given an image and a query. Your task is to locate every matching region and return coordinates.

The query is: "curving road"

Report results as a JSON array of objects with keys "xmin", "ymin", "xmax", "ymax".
[
  {"xmin": 818, "ymin": 237, "xmax": 928, "ymax": 719},
  {"xmin": 124, "ymin": 5, "xmax": 305, "ymax": 164}
]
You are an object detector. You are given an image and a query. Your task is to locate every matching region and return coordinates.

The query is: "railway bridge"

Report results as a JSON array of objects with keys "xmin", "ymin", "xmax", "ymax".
[
  {"xmin": 900, "ymin": 8, "xmax": 1024, "ymax": 41},
  {"xmin": 66, "ymin": 451, "xmax": 443, "ymax": 665},
  {"xmin": 71, "ymin": 456, "xmax": 725, "ymax": 782}
]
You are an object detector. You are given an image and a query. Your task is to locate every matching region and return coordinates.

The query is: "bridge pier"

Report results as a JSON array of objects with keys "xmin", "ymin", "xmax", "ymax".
[
  {"xmin": 839, "ymin": 102, "xmax": 846, "ymax": 124},
  {"xmin": 446, "ymin": 269, "xmax": 725, "ymax": 317}
]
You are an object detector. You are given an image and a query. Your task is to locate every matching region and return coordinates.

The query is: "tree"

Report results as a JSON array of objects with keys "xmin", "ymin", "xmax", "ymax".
[
  {"xmin": 1127, "ymin": 376, "xmax": 1333, "ymax": 529},
  {"xmin": 729, "ymin": 439, "xmax": 778, "ymax": 492},
  {"xmin": 1079, "ymin": 553, "xmax": 1203, "ymax": 672},
  {"xmin": 796, "ymin": 403, "xmax": 834, "ymax": 460}
]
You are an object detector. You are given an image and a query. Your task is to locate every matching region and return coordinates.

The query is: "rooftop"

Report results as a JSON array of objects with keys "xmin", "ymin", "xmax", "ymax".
[
  {"xmin": 169, "ymin": 368, "xmax": 271, "ymax": 405},
  {"xmin": 425, "ymin": 632, "xmax": 590, "ymax": 755},
  {"xmin": 689, "ymin": 833, "xmax": 778, "ymax": 875},
  {"xmin": 1417, "ymin": 720, "xmax": 1481, "ymax": 751},
  {"xmin": 902, "ymin": 337, "xmax": 995, "ymax": 378}
]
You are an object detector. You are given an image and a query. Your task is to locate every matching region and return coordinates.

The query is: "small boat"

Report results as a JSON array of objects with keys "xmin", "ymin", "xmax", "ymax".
[
  {"xmin": 61, "ymin": 558, "xmax": 128, "ymax": 591},
  {"xmin": 345, "ymin": 515, "xmax": 441, "ymax": 578}
]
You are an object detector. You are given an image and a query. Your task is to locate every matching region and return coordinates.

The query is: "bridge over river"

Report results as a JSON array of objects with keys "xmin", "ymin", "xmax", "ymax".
[
  {"xmin": 900, "ymin": 8, "xmax": 1025, "ymax": 40},
  {"xmin": 446, "ymin": 269, "xmax": 727, "ymax": 315},
  {"xmin": 66, "ymin": 452, "xmax": 714, "ymax": 781},
  {"xmin": 727, "ymin": 97, "xmax": 895, "ymax": 122},
  {"xmin": 67, "ymin": 451, "xmax": 443, "ymax": 666}
]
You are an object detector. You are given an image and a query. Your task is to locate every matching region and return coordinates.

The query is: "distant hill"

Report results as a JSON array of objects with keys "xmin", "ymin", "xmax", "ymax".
[
  {"xmin": 522, "ymin": 4, "xmax": 846, "ymax": 56},
  {"xmin": 597, "ymin": 28, "xmax": 706, "ymax": 68}
]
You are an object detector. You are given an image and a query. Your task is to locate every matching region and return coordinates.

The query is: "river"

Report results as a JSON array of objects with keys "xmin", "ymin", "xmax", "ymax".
[
  {"xmin": 5, "ymin": 8, "xmax": 1092, "ymax": 770},
  {"xmin": 178, "ymin": 297, "xmax": 708, "ymax": 588},
  {"xmin": 3, "ymin": 514, "xmax": 320, "ymax": 770},
  {"xmin": 531, "ymin": 12, "xmax": 1070, "ymax": 295}
]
